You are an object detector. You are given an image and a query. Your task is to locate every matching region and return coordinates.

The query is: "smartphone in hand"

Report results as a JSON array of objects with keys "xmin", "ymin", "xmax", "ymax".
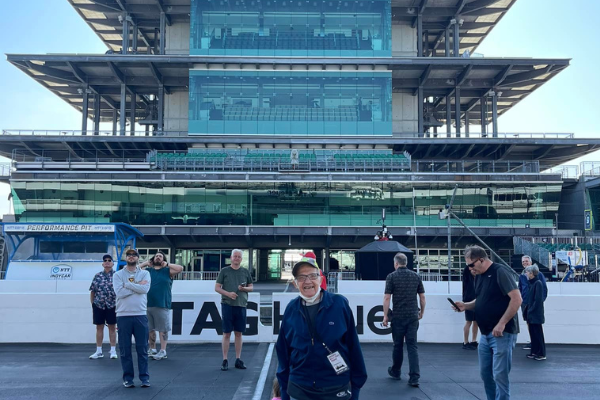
[{"xmin": 447, "ymin": 297, "xmax": 460, "ymax": 311}]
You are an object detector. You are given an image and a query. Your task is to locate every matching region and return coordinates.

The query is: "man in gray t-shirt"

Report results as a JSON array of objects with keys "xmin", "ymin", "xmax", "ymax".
[{"xmin": 215, "ymin": 249, "xmax": 254, "ymax": 371}]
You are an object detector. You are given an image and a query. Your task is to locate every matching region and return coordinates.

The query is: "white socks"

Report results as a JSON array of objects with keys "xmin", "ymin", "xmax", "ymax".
[
  {"xmin": 96, "ymin": 347, "xmax": 102, "ymax": 354},
  {"xmin": 110, "ymin": 346, "xmax": 116, "ymax": 353}
]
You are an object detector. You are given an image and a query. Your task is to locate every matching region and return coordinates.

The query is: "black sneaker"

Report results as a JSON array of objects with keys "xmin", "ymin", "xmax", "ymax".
[
  {"xmin": 408, "ymin": 381, "xmax": 420, "ymax": 388},
  {"xmin": 523, "ymin": 344, "xmax": 531, "ymax": 350},
  {"xmin": 534, "ymin": 355, "xmax": 547, "ymax": 361},
  {"xmin": 526, "ymin": 354, "xmax": 537, "ymax": 359},
  {"xmin": 221, "ymin": 359, "xmax": 228, "ymax": 371},
  {"xmin": 123, "ymin": 381, "xmax": 134, "ymax": 388},
  {"xmin": 141, "ymin": 381, "xmax": 151, "ymax": 388},
  {"xmin": 469, "ymin": 341, "xmax": 479, "ymax": 349},
  {"xmin": 462, "ymin": 343, "xmax": 472, "ymax": 350},
  {"xmin": 387, "ymin": 367, "xmax": 401, "ymax": 380},
  {"xmin": 235, "ymin": 358, "xmax": 247, "ymax": 369}
]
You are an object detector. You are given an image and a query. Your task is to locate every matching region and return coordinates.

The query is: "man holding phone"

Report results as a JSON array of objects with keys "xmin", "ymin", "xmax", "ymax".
[
  {"xmin": 215, "ymin": 249, "xmax": 253, "ymax": 371},
  {"xmin": 453, "ymin": 245, "xmax": 522, "ymax": 400}
]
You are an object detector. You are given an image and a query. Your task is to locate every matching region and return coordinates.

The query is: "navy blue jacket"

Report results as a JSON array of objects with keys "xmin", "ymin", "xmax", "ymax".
[
  {"xmin": 526, "ymin": 277, "xmax": 545, "ymax": 324},
  {"xmin": 275, "ymin": 290, "xmax": 368, "ymax": 400},
  {"xmin": 519, "ymin": 268, "xmax": 548, "ymax": 305}
]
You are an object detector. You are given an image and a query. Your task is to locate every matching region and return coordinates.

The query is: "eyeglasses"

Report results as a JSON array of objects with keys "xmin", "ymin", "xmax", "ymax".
[
  {"xmin": 126, "ymin": 253, "xmax": 138, "ymax": 257},
  {"xmin": 103, "ymin": 259, "xmax": 112, "ymax": 262},
  {"xmin": 466, "ymin": 259, "xmax": 480, "ymax": 268},
  {"xmin": 295, "ymin": 273, "xmax": 320, "ymax": 282}
]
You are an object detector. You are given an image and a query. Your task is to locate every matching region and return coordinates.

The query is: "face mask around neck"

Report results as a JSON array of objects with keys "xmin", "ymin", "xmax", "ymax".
[{"xmin": 299, "ymin": 289, "xmax": 321, "ymax": 304}]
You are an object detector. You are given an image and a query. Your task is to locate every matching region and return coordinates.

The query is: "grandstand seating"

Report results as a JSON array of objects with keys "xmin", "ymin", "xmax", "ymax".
[
  {"xmin": 222, "ymin": 105, "xmax": 360, "ymax": 122},
  {"xmin": 152, "ymin": 150, "xmax": 411, "ymax": 172},
  {"xmin": 209, "ymin": 31, "xmax": 369, "ymax": 51}
]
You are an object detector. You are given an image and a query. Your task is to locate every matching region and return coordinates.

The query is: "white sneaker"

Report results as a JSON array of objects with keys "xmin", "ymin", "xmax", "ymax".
[
  {"xmin": 153, "ymin": 350, "xmax": 167, "ymax": 360},
  {"xmin": 110, "ymin": 351, "xmax": 118, "ymax": 359},
  {"xmin": 89, "ymin": 352, "xmax": 103, "ymax": 359},
  {"xmin": 147, "ymin": 349, "xmax": 157, "ymax": 356}
]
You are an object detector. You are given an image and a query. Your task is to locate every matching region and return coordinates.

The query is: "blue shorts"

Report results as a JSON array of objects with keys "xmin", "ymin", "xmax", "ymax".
[{"xmin": 221, "ymin": 304, "xmax": 247, "ymax": 334}]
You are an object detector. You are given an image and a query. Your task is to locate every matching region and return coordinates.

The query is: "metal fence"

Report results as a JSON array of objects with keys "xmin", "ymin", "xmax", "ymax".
[
  {"xmin": 413, "ymin": 160, "xmax": 539, "ymax": 174},
  {"xmin": 513, "ymin": 237, "xmax": 551, "ymax": 268},
  {"xmin": 2, "ymin": 130, "xmax": 575, "ymax": 139},
  {"xmin": 173, "ymin": 271, "xmax": 220, "ymax": 281}
]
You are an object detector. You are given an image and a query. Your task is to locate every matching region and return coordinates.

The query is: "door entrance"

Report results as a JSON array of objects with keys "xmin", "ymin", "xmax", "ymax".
[{"xmin": 265, "ymin": 249, "xmax": 317, "ymax": 281}]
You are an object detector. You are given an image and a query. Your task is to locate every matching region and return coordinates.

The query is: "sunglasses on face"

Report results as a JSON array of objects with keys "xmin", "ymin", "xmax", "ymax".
[
  {"xmin": 466, "ymin": 259, "xmax": 480, "ymax": 268},
  {"xmin": 126, "ymin": 253, "xmax": 138, "ymax": 257},
  {"xmin": 103, "ymin": 259, "xmax": 112, "ymax": 262}
]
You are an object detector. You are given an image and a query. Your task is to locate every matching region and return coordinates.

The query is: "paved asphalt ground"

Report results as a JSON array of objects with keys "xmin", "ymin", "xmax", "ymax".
[{"xmin": 1, "ymin": 342, "xmax": 599, "ymax": 400}]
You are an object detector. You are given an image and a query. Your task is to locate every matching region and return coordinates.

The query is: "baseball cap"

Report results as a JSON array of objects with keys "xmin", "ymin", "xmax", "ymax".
[
  {"xmin": 125, "ymin": 249, "xmax": 139, "ymax": 256},
  {"xmin": 102, "ymin": 254, "xmax": 113, "ymax": 261},
  {"xmin": 292, "ymin": 254, "xmax": 320, "ymax": 277}
]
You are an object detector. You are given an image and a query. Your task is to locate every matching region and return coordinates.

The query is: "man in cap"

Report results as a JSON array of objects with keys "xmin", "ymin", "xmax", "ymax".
[
  {"xmin": 88, "ymin": 253, "xmax": 118, "ymax": 360},
  {"xmin": 113, "ymin": 249, "xmax": 151, "ymax": 388},
  {"xmin": 215, "ymin": 249, "xmax": 254, "ymax": 371},
  {"xmin": 276, "ymin": 252, "xmax": 367, "ymax": 400},
  {"xmin": 301, "ymin": 251, "xmax": 327, "ymax": 291}
]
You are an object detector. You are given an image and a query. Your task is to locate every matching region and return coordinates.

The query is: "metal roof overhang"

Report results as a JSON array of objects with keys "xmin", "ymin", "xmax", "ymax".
[
  {"xmin": 6, "ymin": 54, "xmax": 570, "ymax": 122},
  {"xmin": 68, "ymin": 0, "xmax": 517, "ymax": 56}
]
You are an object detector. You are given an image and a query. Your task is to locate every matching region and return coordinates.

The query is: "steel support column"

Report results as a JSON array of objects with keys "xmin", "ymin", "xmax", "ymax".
[
  {"xmin": 121, "ymin": 13, "xmax": 130, "ymax": 54},
  {"xmin": 445, "ymin": 28, "xmax": 450, "ymax": 57},
  {"xmin": 480, "ymin": 97, "xmax": 487, "ymax": 136},
  {"xmin": 154, "ymin": 28, "xmax": 159, "ymax": 54},
  {"xmin": 465, "ymin": 109, "xmax": 470, "ymax": 137},
  {"xmin": 130, "ymin": 92, "xmax": 136, "ymax": 135},
  {"xmin": 81, "ymin": 87, "xmax": 89, "ymax": 135},
  {"xmin": 93, "ymin": 93, "xmax": 101, "ymax": 135},
  {"xmin": 417, "ymin": 14, "xmax": 423, "ymax": 57},
  {"xmin": 454, "ymin": 87, "xmax": 461, "ymax": 137},
  {"xmin": 424, "ymin": 30, "xmax": 429, "ymax": 57},
  {"xmin": 158, "ymin": 84, "xmax": 165, "ymax": 133},
  {"xmin": 417, "ymin": 86, "xmax": 424, "ymax": 135},
  {"xmin": 453, "ymin": 21, "xmax": 460, "ymax": 57},
  {"xmin": 492, "ymin": 93, "xmax": 498, "ymax": 137},
  {"xmin": 112, "ymin": 109, "xmax": 118, "ymax": 135},
  {"xmin": 160, "ymin": 12, "xmax": 166, "ymax": 55},
  {"xmin": 446, "ymin": 95, "xmax": 452, "ymax": 137},
  {"xmin": 119, "ymin": 83, "xmax": 127, "ymax": 135},
  {"xmin": 132, "ymin": 24, "xmax": 138, "ymax": 53},
  {"xmin": 145, "ymin": 124, "xmax": 150, "ymax": 136}
]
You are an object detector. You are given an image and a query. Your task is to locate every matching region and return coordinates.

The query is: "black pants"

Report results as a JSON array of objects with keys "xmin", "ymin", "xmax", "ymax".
[
  {"xmin": 528, "ymin": 323, "xmax": 546, "ymax": 357},
  {"xmin": 391, "ymin": 318, "xmax": 420, "ymax": 382}
]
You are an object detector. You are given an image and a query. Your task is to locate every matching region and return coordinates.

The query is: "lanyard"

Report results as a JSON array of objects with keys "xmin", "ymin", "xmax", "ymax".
[{"xmin": 302, "ymin": 302, "xmax": 333, "ymax": 354}]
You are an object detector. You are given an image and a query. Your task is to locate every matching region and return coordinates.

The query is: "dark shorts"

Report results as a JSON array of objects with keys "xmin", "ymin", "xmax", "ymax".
[
  {"xmin": 221, "ymin": 304, "xmax": 247, "ymax": 334},
  {"xmin": 465, "ymin": 310, "xmax": 475, "ymax": 322},
  {"xmin": 92, "ymin": 304, "xmax": 117, "ymax": 325}
]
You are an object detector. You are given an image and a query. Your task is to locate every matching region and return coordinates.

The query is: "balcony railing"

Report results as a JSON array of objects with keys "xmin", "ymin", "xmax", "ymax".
[{"xmin": 2, "ymin": 129, "xmax": 575, "ymax": 139}]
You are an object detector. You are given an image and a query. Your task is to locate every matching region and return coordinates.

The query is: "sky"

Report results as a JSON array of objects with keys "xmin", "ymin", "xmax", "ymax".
[{"xmin": 0, "ymin": 0, "xmax": 599, "ymax": 217}]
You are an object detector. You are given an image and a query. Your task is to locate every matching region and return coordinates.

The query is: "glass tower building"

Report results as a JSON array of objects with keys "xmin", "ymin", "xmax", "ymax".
[{"xmin": 1, "ymin": 0, "xmax": 597, "ymax": 280}]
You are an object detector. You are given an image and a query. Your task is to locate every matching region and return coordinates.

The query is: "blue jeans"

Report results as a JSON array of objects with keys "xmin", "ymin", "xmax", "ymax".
[
  {"xmin": 117, "ymin": 315, "xmax": 149, "ymax": 383},
  {"xmin": 478, "ymin": 332, "xmax": 517, "ymax": 400}
]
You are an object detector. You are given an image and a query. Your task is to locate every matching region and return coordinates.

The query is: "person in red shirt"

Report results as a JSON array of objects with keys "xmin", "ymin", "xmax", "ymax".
[{"xmin": 301, "ymin": 251, "xmax": 327, "ymax": 291}]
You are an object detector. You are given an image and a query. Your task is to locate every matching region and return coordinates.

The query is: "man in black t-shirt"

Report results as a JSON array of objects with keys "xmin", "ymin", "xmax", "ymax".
[{"xmin": 455, "ymin": 246, "xmax": 522, "ymax": 400}]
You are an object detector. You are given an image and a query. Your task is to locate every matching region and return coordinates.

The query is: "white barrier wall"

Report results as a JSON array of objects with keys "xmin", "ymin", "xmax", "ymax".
[{"xmin": 1, "ymin": 281, "xmax": 600, "ymax": 344}]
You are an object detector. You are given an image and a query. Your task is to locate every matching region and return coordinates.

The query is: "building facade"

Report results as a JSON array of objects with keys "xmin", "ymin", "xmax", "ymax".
[{"xmin": 2, "ymin": 0, "xmax": 599, "ymax": 281}]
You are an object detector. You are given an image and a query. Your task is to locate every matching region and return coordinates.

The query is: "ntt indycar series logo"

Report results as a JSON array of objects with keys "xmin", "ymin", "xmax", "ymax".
[{"xmin": 50, "ymin": 265, "xmax": 72, "ymax": 280}]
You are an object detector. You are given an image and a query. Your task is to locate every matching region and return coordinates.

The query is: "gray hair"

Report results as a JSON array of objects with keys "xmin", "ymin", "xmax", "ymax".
[
  {"xmin": 524, "ymin": 265, "xmax": 539, "ymax": 276},
  {"xmin": 231, "ymin": 249, "xmax": 243, "ymax": 257},
  {"xmin": 464, "ymin": 245, "xmax": 488, "ymax": 260},
  {"xmin": 394, "ymin": 252, "xmax": 407, "ymax": 266},
  {"xmin": 521, "ymin": 255, "xmax": 532, "ymax": 262}
]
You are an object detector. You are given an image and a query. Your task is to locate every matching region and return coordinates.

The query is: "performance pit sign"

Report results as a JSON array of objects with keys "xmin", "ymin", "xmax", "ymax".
[{"xmin": 3, "ymin": 224, "xmax": 115, "ymax": 233}]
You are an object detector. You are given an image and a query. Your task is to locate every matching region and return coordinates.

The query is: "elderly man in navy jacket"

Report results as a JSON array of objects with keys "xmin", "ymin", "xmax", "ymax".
[{"xmin": 276, "ymin": 254, "xmax": 367, "ymax": 400}]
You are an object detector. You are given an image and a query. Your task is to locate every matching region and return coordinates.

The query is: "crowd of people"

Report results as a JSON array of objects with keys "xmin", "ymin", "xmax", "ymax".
[{"xmin": 89, "ymin": 245, "xmax": 546, "ymax": 400}]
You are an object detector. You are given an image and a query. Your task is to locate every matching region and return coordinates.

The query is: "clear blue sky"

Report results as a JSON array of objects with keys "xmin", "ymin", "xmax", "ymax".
[{"xmin": 0, "ymin": 0, "xmax": 599, "ymax": 216}]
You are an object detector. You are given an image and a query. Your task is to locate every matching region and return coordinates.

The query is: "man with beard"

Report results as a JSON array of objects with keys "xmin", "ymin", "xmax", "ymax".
[
  {"xmin": 113, "ymin": 249, "xmax": 151, "ymax": 388},
  {"xmin": 140, "ymin": 251, "xmax": 183, "ymax": 360}
]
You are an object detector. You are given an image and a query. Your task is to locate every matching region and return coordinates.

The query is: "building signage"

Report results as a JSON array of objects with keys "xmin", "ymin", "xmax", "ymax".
[
  {"xmin": 50, "ymin": 265, "xmax": 72, "ymax": 280},
  {"xmin": 585, "ymin": 210, "xmax": 593, "ymax": 231},
  {"xmin": 3, "ymin": 224, "xmax": 115, "ymax": 233}
]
